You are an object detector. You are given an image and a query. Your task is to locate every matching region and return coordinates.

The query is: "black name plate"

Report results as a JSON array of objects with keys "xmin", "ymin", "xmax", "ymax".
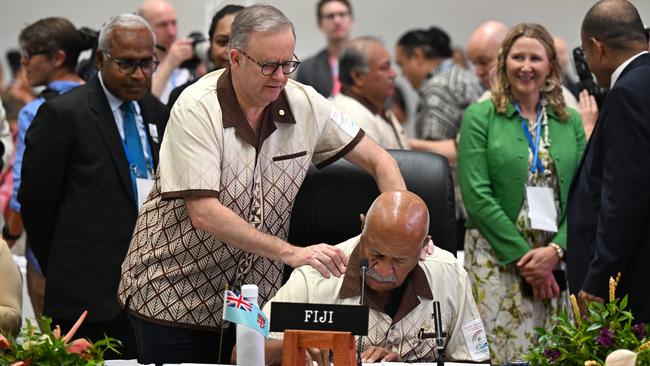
[{"xmin": 269, "ymin": 302, "xmax": 369, "ymax": 335}]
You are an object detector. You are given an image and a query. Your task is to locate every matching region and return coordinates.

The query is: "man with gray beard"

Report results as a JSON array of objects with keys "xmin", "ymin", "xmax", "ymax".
[{"xmin": 261, "ymin": 191, "xmax": 489, "ymax": 365}]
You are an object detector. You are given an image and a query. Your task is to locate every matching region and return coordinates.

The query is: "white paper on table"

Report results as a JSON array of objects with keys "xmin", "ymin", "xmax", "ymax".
[
  {"xmin": 525, "ymin": 186, "xmax": 558, "ymax": 232},
  {"xmin": 136, "ymin": 177, "xmax": 155, "ymax": 211},
  {"xmin": 104, "ymin": 360, "xmax": 153, "ymax": 366}
]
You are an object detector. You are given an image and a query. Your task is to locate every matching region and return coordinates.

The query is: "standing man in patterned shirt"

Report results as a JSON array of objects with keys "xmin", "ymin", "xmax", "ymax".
[{"xmin": 118, "ymin": 4, "xmax": 405, "ymax": 365}]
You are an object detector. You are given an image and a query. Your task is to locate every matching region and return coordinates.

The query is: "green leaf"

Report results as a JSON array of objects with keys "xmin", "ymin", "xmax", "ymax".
[{"xmin": 587, "ymin": 323, "xmax": 603, "ymax": 332}]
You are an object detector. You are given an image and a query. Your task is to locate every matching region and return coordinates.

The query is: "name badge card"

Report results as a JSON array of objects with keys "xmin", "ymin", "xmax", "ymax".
[
  {"xmin": 525, "ymin": 186, "xmax": 558, "ymax": 233},
  {"xmin": 270, "ymin": 302, "xmax": 369, "ymax": 335}
]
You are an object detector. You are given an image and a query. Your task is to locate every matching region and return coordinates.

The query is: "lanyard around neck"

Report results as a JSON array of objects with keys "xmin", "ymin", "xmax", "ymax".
[{"xmin": 514, "ymin": 103, "xmax": 544, "ymax": 174}]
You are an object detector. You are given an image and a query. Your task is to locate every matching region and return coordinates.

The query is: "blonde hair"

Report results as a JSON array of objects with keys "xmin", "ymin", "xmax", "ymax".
[{"xmin": 491, "ymin": 23, "xmax": 568, "ymax": 121}]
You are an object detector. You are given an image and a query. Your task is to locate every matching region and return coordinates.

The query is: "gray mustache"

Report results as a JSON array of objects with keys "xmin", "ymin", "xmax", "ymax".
[{"xmin": 366, "ymin": 267, "xmax": 397, "ymax": 283}]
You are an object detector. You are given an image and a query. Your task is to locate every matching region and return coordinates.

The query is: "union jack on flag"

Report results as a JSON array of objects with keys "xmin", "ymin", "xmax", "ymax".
[
  {"xmin": 225, "ymin": 291, "xmax": 253, "ymax": 312},
  {"xmin": 222, "ymin": 288, "xmax": 270, "ymax": 338}
]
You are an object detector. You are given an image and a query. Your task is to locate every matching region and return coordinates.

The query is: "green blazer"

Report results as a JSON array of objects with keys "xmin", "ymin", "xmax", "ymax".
[{"xmin": 458, "ymin": 99, "xmax": 586, "ymax": 265}]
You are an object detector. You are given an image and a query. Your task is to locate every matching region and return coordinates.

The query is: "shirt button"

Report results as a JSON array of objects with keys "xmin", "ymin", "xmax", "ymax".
[{"xmin": 279, "ymin": 109, "xmax": 285, "ymax": 116}]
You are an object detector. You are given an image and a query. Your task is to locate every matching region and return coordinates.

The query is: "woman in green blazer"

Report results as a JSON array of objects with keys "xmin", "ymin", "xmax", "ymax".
[{"xmin": 457, "ymin": 23, "xmax": 585, "ymax": 364}]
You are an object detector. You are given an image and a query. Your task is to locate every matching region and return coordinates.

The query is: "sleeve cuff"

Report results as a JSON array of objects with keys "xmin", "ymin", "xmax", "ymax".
[
  {"xmin": 161, "ymin": 189, "xmax": 220, "ymax": 201},
  {"xmin": 315, "ymin": 129, "xmax": 365, "ymax": 169}
]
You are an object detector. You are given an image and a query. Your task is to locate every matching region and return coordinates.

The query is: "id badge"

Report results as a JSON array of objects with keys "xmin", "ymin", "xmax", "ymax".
[
  {"xmin": 525, "ymin": 186, "xmax": 558, "ymax": 232},
  {"xmin": 136, "ymin": 177, "xmax": 155, "ymax": 211}
]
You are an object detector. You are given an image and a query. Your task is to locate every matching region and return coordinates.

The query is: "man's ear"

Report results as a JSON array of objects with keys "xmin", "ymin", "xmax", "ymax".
[
  {"xmin": 590, "ymin": 37, "xmax": 606, "ymax": 63},
  {"xmin": 229, "ymin": 49, "xmax": 241, "ymax": 68},
  {"xmin": 422, "ymin": 235, "xmax": 432, "ymax": 249},
  {"xmin": 95, "ymin": 50, "xmax": 105, "ymax": 70},
  {"xmin": 350, "ymin": 69, "xmax": 365, "ymax": 86},
  {"xmin": 359, "ymin": 213, "xmax": 366, "ymax": 231},
  {"xmin": 51, "ymin": 50, "xmax": 66, "ymax": 68}
]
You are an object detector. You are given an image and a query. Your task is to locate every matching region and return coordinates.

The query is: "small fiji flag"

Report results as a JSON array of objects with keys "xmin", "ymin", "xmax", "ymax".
[{"xmin": 223, "ymin": 289, "xmax": 270, "ymax": 338}]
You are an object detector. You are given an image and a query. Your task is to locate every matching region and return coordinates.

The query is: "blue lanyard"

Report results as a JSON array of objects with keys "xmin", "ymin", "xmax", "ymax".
[{"xmin": 514, "ymin": 103, "xmax": 544, "ymax": 174}]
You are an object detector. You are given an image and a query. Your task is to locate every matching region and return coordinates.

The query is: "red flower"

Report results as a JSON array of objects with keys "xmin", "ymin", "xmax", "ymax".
[
  {"xmin": 0, "ymin": 334, "xmax": 10, "ymax": 349},
  {"xmin": 66, "ymin": 338, "xmax": 92, "ymax": 355},
  {"xmin": 10, "ymin": 361, "xmax": 30, "ymax": 366}
]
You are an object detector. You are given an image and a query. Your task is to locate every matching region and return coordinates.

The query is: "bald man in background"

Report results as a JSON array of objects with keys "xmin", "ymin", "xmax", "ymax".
[
  {"xmin": 139, "ymin": 0, "xmax": 193, "ymax": 103},
  {"xmin": 466, "ymin": 21, "xmax": 509, "ymax": 91}
]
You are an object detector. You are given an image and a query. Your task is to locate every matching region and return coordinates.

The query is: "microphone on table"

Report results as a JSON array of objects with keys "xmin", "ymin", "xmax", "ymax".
[
  {"xmin": 358, "ymin": 257, "xmax": 369, "ymax": 366},
  {"xmin": 433, "ymin": 300, "xmax": 446, "ymax": 366}
]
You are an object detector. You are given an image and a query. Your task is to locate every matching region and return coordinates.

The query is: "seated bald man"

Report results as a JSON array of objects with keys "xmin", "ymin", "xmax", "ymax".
[{"xmin": 262, "ymin": 191, "xmax": 490, "ymax": 364}]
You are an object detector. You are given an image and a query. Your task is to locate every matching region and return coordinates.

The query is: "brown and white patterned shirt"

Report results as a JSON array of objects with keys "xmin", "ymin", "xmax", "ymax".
[
  {"xmin": 264, "ymin": 236, "xmax": 490, "ymax": 363},
  {"xmin": 118, "ymin": 68, "xmax": 363, "ymax": 330}
]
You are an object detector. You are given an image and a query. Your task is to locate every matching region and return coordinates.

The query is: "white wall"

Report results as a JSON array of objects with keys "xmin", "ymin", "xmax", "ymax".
[{"xmin": 1, "ymin": 0, "xmax": 648, "ymax": 83}]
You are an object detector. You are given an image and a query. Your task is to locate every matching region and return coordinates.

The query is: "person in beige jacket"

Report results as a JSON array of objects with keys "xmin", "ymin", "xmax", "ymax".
[{"xmin": 0, "ymin": 240, "xmax": 22, "ymax": 337}]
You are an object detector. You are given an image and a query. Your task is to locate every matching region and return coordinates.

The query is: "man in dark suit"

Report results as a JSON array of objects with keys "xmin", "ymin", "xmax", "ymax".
[
  {"xmin": 19, "ymin": 14, "xmax": 168, "ymax": 358},
  {"xmin": 567, "ymin": 0, "xmax": 650, "ymax": 321},
  {"xmin": 296, "ymin": 0, "xmax": 353, "ymax": 97}
]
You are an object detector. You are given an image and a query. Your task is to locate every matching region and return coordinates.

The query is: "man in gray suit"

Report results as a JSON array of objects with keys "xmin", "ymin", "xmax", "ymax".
[{"xmin": 296, "ymin": 0, "xmax": 353, "ymax": 97}]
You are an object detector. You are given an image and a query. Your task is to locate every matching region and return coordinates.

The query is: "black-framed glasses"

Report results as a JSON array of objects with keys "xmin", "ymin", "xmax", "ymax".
[
  {"xmin": 103, "ymin": 52, "xmax": 160, "ymax": 75},
  {"xmin": 21, "ymin": 48, "xmax": 50, "ymax": 60},
  {"xmin": 240, "ymin": 50, "xmax": 300, "ymax": 76}
]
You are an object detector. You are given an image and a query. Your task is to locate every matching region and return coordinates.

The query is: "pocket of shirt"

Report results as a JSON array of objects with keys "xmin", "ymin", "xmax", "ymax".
[{"xmin": 272, "ymin": 151, "xmax": 308, "ymax": 162}]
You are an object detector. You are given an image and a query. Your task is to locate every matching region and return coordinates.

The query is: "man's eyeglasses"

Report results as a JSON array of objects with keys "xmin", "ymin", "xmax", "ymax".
[
  {"xmin": 103, "ymin": 52, "xmax": 160, "ymax": 75},
  {"xmin": 21, "ymin": 49, "xmax": 50, "ymax": 60},
  {"xmin": 240, "ymin": 50, "xmax": 300, "ymax": 76},
  {"xmin": 321, "ymin": 11, "xmax": 350, "ymax": 21}
]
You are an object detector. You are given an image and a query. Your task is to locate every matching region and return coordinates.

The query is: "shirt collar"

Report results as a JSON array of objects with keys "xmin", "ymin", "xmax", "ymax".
[
  {"xmin": 504, "ymin": 98, "xmax": 556, "ymax": 119},
  {"xmin": 428, "ymin": 59, "xmax": 454, "ymax": 79},
  {"xmin": 610, "ymin": 51, "xmax": 649, "ymax": 87},
  {"xmin": 47, "ymin": 80, "xmax": 81, "ymax": 94},
  {"xmin": 216, "ymin": 67, "xmax": 296, "ymax": 149},
  {"xmin": 98, "ymin": 72, "xmax": 141, "ymax": 114},
  {"xmin": 340, "ymin": 87, "xmax": 390, "ymax": 123},
  {"xmin": 338, "ymin": 239, "xmax": 433, "ymax": 324}
]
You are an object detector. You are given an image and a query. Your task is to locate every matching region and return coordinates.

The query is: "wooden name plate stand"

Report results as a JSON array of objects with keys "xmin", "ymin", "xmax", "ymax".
[{"xmin": 281, "ymin": 330, "xmax": 356, "ymax": 366}]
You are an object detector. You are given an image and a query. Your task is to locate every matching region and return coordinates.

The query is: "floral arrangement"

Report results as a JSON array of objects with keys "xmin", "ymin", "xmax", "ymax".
[
  {"xmin": 0, "ymin": 311, "xmax": 121, "ymax": 366},
  {"xmin": 526, "ymin": 274, "xmax": 650, "ymax": 366}
]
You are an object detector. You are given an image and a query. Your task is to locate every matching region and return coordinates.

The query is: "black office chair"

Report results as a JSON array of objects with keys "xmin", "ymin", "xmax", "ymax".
[{"xmin": 287, "ymin": 149, "xmax": 456, "ymax": 270}]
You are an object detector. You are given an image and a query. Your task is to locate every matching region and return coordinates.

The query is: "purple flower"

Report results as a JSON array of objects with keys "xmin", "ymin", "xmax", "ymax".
[
  {"xmin": 543, "ymin": 348, "xmax": 561, "ymax": 363},
  {"xmin": 633, "ymin": 323, "xmax": 646, "ymax": 341},
  {"xmin": 596, "ymin": 328, "xmax": 615, "ymax": 347}
]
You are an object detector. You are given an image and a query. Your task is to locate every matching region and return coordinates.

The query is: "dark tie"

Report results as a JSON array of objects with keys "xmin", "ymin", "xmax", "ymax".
[{"xmin": 120, "ymin": 101, "xmax": 148, "ymax": 179}]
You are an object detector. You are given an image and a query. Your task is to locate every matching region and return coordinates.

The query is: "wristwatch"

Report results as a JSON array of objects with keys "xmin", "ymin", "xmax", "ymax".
[
  {"xmin": 549, "ymin": 243, "xmax": 564, "ymax": 260},
  {"xmin": 2, "ymin": 224, "xmax": 21, "ymax": 241}
]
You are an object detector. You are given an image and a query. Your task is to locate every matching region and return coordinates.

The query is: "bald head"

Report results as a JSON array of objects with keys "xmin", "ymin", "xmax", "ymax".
[
  {"xmin": 138, "ymin": 0, "xmax": 178, "ymax": 49},
  {"xmin": 363, "ymin": 191, "xmax": 429, "ymax": 250},
  {"xmin": 360, "ymin": 191, "xmax": 429, "ymax": 292},
  {"xmin": 467, "ymin": 21, "xmax": 509, "ymax": 88},
  {"xmin": 582, "ymin": 0, "xmax": 646, "ymax": 52}
]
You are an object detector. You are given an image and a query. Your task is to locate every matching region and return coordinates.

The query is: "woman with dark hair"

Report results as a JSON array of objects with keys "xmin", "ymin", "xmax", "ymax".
[
  {"xmin": 458, "ymin": 23, "xmax": 585, "ymax": 363},
  {"xmin": 167, "ymin": 4, "xmax": 244, "ymax": 107},
  {"xmin": 395, "ymin": 26, "xmax": 482, "ymax": 249}
]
